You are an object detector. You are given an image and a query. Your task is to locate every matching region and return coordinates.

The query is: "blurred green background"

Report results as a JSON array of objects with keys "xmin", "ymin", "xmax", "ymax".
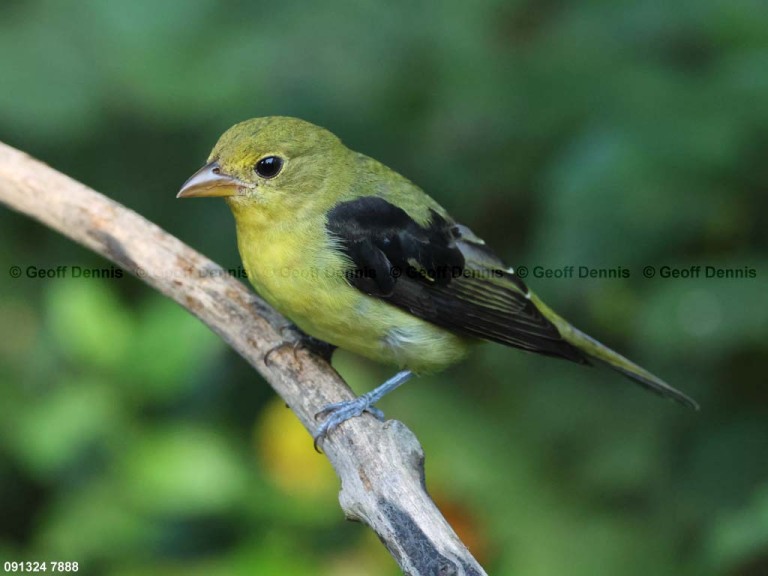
[{"xmin": 1, "ymin": 1, "xmax": 767, "ymax": 574}]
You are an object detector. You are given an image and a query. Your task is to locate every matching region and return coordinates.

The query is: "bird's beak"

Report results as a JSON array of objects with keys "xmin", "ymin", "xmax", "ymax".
[{"xmin": 177, "ymin": 161, "xmax": 246, "ymax": 198}]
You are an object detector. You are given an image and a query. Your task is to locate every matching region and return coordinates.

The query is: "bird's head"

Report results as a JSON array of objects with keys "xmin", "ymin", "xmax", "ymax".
[{"xmin": 178, "ymin": 116, "xmax": 348, "ymax": 215}]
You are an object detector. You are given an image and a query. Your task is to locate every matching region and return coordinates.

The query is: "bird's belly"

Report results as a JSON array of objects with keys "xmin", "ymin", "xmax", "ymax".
[
  {"xmin": 299, "ymin": 297, "xmax": 471, "ymax": 374},
  {"xmin": 235, "ymin": 219, "xmax": 471, "ymax": 372},
  {"xmin": 244, "ymin": 249, "xmax": 469, "ymax": 373}
]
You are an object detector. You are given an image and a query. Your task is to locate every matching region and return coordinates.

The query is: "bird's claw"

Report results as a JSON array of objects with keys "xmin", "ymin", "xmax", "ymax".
[
  {"xmin": 313, "ymin": 395, "xmax": 385, "ymax": 452},
  {"xmin": 264, "ymin": 340, "xmax": 303, "ymax": 366},
  {"xmin": 264, "ymin": 324, "xmax": 336, "ymax": 366},
  {"xmin": 264, "ymin": 342, "xmax": 295, "ymax": 366}
]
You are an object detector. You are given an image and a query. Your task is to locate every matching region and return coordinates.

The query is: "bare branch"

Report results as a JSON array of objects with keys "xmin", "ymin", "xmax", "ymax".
[{"xmin": 0, "ymin": 141, "xmax": 487, "ymax": 576}]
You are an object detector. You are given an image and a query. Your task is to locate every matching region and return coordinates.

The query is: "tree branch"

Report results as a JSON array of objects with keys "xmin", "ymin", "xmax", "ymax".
[{"xmin": 0, "ymin": 141, "xmax": 487, "ymax": 576}]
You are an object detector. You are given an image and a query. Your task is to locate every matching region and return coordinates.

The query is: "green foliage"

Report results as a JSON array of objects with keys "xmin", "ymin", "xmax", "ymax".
[{"xmin": 1, "ymin": 1, "xmax": 767, "ymax": 574}]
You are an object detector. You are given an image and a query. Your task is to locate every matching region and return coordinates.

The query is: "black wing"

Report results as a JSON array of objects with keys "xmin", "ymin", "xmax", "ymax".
[{"xmin": 326, "ymin": 197, "xmax": 587, "ymax": 364}]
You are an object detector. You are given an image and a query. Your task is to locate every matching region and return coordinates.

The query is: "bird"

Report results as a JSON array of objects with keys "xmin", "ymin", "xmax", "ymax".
[{"xmin": 177, "ymin": 116, "xmax": 698, "ymax": 446}]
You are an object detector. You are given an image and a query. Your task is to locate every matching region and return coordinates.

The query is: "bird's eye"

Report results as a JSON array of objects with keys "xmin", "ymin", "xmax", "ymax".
[{"xmin": 254, "ymin": 156, "xmax": 283, "ymax": 178}]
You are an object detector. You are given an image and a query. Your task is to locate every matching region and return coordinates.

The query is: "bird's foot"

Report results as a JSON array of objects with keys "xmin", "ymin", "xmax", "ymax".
[
  {"xmin": 264, "ymin": 323, "xmax": 336, "ymax": 366},
  {"xmin": 313, "ymin": 393, "xmax": 385, "ymax": 452},
  {"xmin": 312, "ymin": 370, "xmax": 414, "ymax": 451}
]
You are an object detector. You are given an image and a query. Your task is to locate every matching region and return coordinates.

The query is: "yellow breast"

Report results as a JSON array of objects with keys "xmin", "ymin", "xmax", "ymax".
[{"xmin": 230, "ymin": 208, "xmax": 470, "ymax": 374}]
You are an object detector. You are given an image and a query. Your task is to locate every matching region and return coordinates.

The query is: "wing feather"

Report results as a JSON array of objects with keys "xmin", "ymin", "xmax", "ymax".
[{"xmin": 326, "ymin": 197, "xmax": 587, "ymax": 364}]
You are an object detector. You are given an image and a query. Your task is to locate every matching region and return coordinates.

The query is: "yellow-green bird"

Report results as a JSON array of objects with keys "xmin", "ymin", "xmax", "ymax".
[{"xmin": 178, "ymin": 116, "xmax": 698, "ymax": 443}]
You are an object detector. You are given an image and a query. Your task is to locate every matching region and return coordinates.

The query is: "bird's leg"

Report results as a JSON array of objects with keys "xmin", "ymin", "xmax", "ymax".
[
  {"xmin": 314, "ymin": 370, "xmax": 414, "ymax": 450},
  {"xmin": 264, "ymin": 322, "xmax": 337, "ymax": 365}
]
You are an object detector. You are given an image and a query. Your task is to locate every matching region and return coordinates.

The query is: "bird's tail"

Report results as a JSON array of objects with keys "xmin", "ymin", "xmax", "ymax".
[{"xmin": 531, "ymin": 294, "xmax": 699, "ymax": 410}]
